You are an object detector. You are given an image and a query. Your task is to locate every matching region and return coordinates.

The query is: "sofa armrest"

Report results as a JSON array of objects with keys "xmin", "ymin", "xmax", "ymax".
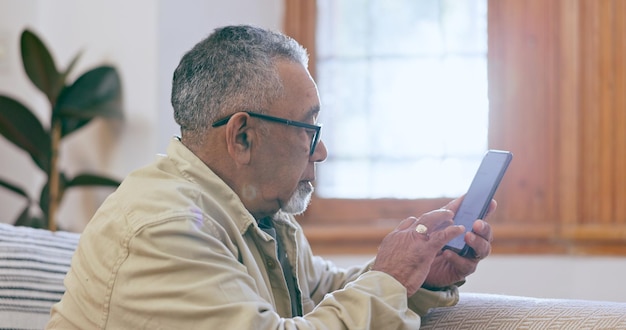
[
  {"xmin": 421, "ymin": 292, "xmax": 626, "ymax": 329},
  {"xmin": 0, "ymin": 223, "xmax": 79, "ymax": 330}
]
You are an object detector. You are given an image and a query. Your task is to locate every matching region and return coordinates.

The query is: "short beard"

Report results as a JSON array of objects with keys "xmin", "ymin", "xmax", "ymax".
[{"xmin": 281, "ymin": 182, "xmax": 314, "ymax": 215}]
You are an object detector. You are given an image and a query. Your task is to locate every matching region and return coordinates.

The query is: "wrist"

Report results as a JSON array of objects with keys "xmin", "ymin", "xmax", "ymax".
[{"xmin": 422, "ymin": 279, "xmax": 466, "ymax": 291}]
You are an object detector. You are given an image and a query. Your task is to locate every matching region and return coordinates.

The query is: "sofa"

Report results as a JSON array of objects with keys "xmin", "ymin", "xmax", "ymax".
[{"xmin": 1, "ymin": 223, "xmax": 625, "ymax": 330}]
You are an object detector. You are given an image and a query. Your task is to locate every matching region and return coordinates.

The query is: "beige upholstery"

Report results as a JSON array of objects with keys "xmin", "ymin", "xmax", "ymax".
[{"xmin": 421, "ymin": 292, "xmax": 626, "ymax": 329}]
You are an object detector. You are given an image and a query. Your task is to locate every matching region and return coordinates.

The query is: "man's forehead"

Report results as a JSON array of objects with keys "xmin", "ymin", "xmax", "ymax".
[
  {"xmin": 306, "ymin": 105, "xmax": 320, "ymax": 119},
  {"xmin": 272, "ymin": 61, "xmax": 321, "ymax": 121}
]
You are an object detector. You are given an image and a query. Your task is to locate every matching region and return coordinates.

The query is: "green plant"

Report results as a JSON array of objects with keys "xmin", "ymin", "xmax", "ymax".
[{"xmin": 0, "ymin": 29, "xmax": 123, "ymax": 231}]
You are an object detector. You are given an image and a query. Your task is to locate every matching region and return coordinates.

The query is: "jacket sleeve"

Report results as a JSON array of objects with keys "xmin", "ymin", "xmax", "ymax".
[
  {"xmin": 301, "ymin": 250, "xmax": 460, "ymax": 318},
  {"xmin": 408, "ymin": 286, "xmax": 460, "ymax": 316},
  {"xmin": 294, "ymin": 220, "xmax": 459, "ymax": 328}
]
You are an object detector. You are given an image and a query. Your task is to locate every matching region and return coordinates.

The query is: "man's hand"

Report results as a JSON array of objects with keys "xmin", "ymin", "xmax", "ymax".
[
  {"xmin": 422, "ymin": 197, "xmax": 495, "ymax": 289},
  {"xmin": 371, "ymin": 209, "xmax": 465, "ymax": 297}
]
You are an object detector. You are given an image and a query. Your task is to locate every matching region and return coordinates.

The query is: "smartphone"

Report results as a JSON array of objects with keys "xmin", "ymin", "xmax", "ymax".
[{"xmin": 444, "ymin": 150, "xmax": 513, "ymax": 256}]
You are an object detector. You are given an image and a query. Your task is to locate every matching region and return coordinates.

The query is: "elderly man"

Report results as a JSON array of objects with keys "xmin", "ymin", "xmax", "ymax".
[{"xmin": 48, "ymin": 25, "xmax": 493, "ymax": 329}]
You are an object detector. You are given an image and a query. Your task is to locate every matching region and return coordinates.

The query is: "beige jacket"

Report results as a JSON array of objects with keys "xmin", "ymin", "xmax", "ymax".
[{"xmin": 47, "ymin": 138, "xmax": 458, "ymax": 329}]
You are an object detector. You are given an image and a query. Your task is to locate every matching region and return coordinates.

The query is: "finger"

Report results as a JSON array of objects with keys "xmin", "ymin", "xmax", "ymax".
[
  {"xmin": 396, "ymin": 217, "xmax": 419, "ymax": 231},
  {"xmin": 465, "ymin": 231, "xmax": 492, "ymax": 260},
  {"xmin": 443, "ymin": 249, "xmax": 478, "ymax": 275},
  {"xmin": 441, "ymin": 196, "xmax": 463, "ymax": 213},
  {"xmin": 428, "ymin": 224, "xmax": 465, "ymax": 246},
  {"xmin": 416, "ymin": 209, "xmax": 455, "ymax": 230},
  {"xmin": 472, "ymin": 220, "xmax": 493, "ymax": 242}
]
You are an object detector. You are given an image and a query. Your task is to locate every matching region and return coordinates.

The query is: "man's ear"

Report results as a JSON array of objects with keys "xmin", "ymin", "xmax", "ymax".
[{"xmin": 224, "ymin": 113, "xmax": 253, "ymax": 165}]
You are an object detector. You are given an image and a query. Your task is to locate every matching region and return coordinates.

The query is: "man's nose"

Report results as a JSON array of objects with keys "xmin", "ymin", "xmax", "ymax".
[{"xmin": 311, "ymin": 139, "xmax": 328, "ymax": 162}]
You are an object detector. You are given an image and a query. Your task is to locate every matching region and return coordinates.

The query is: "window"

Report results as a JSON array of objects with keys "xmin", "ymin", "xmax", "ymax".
[
  {"xmin": 315, "ymin": 0, "xmax": 489, "ymax": 199},
  {"xmin": 286, "ymin": 0, "xmax": 626, "ymax": 256}
]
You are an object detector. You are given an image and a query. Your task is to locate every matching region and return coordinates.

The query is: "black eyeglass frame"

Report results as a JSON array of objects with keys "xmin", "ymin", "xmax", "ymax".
[{"xmin": 212, "ymin": 111, "xmax": 322, "ymax": 156}]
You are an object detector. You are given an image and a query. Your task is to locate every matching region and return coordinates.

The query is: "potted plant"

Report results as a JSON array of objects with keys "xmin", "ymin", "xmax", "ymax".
[{"xmin": 0, "ymin": 29, "xmax": 123, "ymax": 231}]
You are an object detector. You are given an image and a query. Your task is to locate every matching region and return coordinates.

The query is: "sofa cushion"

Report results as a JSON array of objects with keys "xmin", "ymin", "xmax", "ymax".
[
  {"xmin": 0, "ymin": 223, "xmax": 79, "ymax": 330},
  {"xmin": 421, "ymin": 292, "xmax": 626, "ymax": 329}
]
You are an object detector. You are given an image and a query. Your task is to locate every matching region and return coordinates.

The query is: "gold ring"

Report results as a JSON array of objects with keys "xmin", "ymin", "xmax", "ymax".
[{"xmin": 415, "ymin": 224, "xmax": 428, "ymax": 234}]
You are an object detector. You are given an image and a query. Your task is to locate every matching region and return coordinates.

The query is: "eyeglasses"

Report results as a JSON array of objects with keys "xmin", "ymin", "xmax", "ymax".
[{"xmin": 212, "ymin": 111, "xmax": 322, "ymax": 156}]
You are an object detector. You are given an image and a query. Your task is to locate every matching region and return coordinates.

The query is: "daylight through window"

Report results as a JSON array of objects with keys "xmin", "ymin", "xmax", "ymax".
[{"xmin": 315, "ymin": 0, "xmax": 489, "ymax": 199}]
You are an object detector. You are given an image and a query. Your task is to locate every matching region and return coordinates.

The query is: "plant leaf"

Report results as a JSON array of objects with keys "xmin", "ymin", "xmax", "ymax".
[
  {"xmin": 39, "ymin": 181, "xmax": 49, "ymax": 219},
  {"xmin": 14, "ymin": 205, "xmax": 32, "ymax": 226},
  {"xmin": 20, "ymin": 29, "xmax": 64, "ymax": 105},
  {"xmin": 67, "ymin": 173, "xmax": 120, "ymax": 188},
  {"xmin": 0, "ymin": 177, "xmax": 30, "ymax": 198},
  {"xmin": 0, "ymin": 95, "xmax": 50, "ymax": 171},
  {"xmin": 61, "ymin": 117, "xmax": 92, "ymax": 137},
  {"xmin": 41, "ymin": 173, "xmax": 122, "ymax": 218},
  {"xmin": 56, "ymin": 66, "xmax": 123, "ymax": 119},
  {"xmin": 14, "ymin": 205, "xmax": 46, "ymax": 229},
  {"xmin": 39, "ymin": 173, "xmax": 119, "ymax": 221},
  {"xmin": 61, "ymin": 50, "xmax": 83, "ymax": 83}
]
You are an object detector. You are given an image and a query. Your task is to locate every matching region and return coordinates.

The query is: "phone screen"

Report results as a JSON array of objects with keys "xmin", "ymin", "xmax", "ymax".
[{"xmin": 444, "ymin": 150, "xmax": 512, "ymax": 256}]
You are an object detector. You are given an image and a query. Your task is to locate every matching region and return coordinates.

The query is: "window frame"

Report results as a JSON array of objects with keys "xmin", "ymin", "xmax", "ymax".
[{"xmin": 285, "ymin": 0, "xmax": 626, "ymax": 256}]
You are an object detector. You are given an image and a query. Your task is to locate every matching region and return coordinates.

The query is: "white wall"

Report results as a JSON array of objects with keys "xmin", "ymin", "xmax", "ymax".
[
  {"xmin": 157, "ymin": 0, "xmax": 284, "ymax": 153},
  {"xmin": 324, "ymin": 254, "xmax": 626, "ymax": 303},
  {"xmin": 458, "ymin": 255, "xmax": 626, "ymax": 303},
  {"xmin": 0, "ymin": 0, "xmax": 47, "ymax": 227},
  {"xmin": 0, "ymin": 0, "xmax": 283, "ymax": 231}
]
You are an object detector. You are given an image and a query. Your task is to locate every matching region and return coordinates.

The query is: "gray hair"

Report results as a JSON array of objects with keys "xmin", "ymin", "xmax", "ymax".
[{"xmin": 171, "ymin": 25, "xmax": 309, "ymax": 142}]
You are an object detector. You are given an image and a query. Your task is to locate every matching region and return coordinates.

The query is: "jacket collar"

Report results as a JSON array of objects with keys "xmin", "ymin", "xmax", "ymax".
[{"xmin": 167, "ymin": 137, "xmax": 257, "ymax": 235}]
